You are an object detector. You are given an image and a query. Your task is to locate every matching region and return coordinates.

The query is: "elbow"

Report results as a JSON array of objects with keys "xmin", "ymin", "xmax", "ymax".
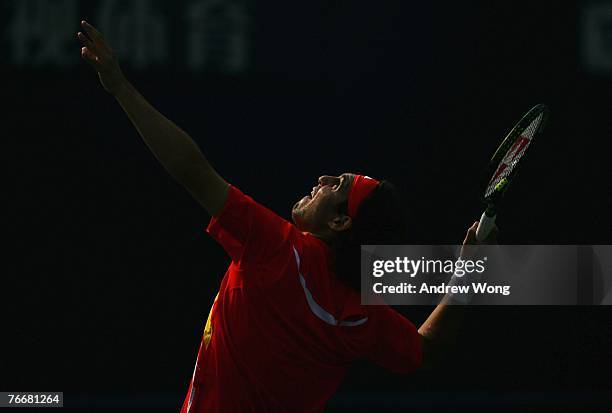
[
  {"xmin": 418, "ymin": 333, "xmax": 449, "ymax": 370},
  {"xmin": 171, "ymin": 157, "xmax": 211, "ymax": 186}
]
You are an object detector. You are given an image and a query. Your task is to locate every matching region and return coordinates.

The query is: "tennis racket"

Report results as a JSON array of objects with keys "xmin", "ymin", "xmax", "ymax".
[{"xmin": 475, "ymin": 104, "xmax": 550, "ymax": 241}]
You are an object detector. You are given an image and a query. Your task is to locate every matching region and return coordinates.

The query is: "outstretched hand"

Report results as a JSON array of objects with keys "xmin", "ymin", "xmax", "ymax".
[{"xmin": 77, "ymin": 20, "xmax": 126, "ymax": 95}]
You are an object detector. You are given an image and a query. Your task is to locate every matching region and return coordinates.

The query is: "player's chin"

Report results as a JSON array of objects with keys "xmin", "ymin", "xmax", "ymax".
[
  {"xmin": 292, "ymin": 196, "xmax": 311, "ymax": 224},
  {"xmin": 293, "ymin": 195, "xmax": 312, "ymax": 211}
]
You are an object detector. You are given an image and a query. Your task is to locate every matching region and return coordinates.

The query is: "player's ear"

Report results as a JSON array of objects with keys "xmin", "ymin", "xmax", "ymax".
[{"xmin": 328, "ymin": 214, "xmax": 352, "ymax": 232}]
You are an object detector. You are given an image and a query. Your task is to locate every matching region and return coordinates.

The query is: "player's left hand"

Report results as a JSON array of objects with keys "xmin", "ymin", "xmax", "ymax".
[{"xmin": 76, "ymin": 20, "xmax": 126, "ymax": 95}]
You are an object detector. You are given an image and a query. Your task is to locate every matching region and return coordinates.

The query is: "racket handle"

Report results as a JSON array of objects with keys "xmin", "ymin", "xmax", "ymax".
[{"xmin": 476, "ymin": 210, "xmax": 496, "ymax": 242}]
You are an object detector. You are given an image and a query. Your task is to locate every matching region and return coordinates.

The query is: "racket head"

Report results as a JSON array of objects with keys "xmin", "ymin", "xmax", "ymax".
[{"xmin": 482, "ymin": 103, "xmax": 550, "ymax": 204}]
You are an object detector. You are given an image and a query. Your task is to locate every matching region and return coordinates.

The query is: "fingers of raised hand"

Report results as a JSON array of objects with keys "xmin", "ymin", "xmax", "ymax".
[
  {"xmin": 77, "ymin": 32, "xmax": 104, "ymax": 67},
  {"xmin": 77, "ymin": 31, "xmax": 95, "ymax": 52},
  {"xmin": 80, "ymin": 46, "xmax": 100, "ymax": 68},
  {"xmin": 80, "ymin": 20, "xmax": 113, "ymax": 55}
]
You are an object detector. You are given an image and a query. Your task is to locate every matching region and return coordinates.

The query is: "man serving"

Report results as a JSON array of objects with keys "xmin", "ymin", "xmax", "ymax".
[{"xmin": 77, "ymin": 20, "xmax": 491, "ymax": 412}]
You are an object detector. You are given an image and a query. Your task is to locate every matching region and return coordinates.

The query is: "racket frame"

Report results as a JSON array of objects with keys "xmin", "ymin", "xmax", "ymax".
[{"xmin": 475, "ymin": 104, "xmax": 550, "ymax": 241}]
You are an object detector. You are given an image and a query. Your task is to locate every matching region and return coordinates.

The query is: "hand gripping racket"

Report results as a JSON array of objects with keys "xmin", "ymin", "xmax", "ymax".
[{"xmin": 476, "ymin": 104, "xmax": 550, "ymax": 241}]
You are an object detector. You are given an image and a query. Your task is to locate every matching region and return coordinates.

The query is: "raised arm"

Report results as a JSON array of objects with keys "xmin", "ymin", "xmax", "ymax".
[
  {"xmin": 77, "ymin": 20, "xmax": 229, "ymax": 216},
  {"xmin": 417, "ymin": 221, "xmax": 498, "ymax": 369}
]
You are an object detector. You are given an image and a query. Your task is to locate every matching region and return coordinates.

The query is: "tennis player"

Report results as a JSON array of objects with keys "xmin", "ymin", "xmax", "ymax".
[{"xmin": 77, "ymin": 20, "xmax": 494, "ymax": 412}]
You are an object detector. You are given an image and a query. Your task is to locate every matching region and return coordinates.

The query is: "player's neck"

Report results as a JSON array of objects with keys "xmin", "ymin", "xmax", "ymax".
[{"xmin": 309, "ymin": 229, "xmax": 344, "ymax": 248}]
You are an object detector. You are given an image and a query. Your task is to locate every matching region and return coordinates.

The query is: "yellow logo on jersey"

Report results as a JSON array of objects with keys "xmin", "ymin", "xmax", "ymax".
[{"xmin": 203, "ymin": 293, "xmax": 219, "ymax": 349}]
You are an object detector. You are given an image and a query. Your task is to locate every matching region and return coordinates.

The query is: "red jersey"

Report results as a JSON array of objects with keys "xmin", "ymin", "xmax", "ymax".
[{"xmin": 180, "ymin": 186, "xmax": 422, "ymax": 413}]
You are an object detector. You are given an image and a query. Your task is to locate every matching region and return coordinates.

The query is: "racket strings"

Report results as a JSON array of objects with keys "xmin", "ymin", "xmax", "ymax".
[{"xmin": 485, "ymin": 113, "xmax": 544, "ymax": 199}]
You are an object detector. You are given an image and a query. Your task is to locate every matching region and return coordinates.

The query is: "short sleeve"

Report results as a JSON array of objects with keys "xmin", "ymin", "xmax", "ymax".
[
  {"xmin": 206, "ymin": 185, "xmax": 295, "ymax": 266},
  {"xmin": 366, "ymin": 305, "xmax": 422, "ymax": 374}
]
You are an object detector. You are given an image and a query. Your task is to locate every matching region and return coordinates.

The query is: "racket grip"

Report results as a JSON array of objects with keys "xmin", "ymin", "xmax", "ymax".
[{"xmin": 476, "ymin": 210, "xmax": 496, "ymax": 242}]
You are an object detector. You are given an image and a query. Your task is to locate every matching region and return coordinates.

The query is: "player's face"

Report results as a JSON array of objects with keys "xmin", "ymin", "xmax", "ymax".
[{"xmin": 292, "ymin": 173, "xmax": 355, "ymax": 233}]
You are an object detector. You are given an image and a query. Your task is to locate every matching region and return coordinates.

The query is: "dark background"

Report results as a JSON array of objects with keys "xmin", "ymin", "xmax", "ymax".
[{"xmin": 4, "ymin": 0, "xmax": 611, "ymax": 411}]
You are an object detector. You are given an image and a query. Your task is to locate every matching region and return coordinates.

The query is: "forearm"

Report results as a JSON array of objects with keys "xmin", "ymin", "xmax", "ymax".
[
  {"xmin": 417, "ymin": 222, "xmax": 495, "ymax": 369},
  {"xmin": 112, "ymin": 81, "xmax": 211, "ymax": 181},
  {"xmin": 418, "ymin": 296, "xmax": 465, "ymax": 368},
  {"xmin": 419, "ymin": 295, "xmax": 464, "ymax": 341}
]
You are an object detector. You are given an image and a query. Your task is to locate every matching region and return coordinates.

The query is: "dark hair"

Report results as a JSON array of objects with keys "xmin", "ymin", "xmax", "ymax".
[{"xmin": 331, "ymin": 180, "xmax": 410, "ymax": 291}]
